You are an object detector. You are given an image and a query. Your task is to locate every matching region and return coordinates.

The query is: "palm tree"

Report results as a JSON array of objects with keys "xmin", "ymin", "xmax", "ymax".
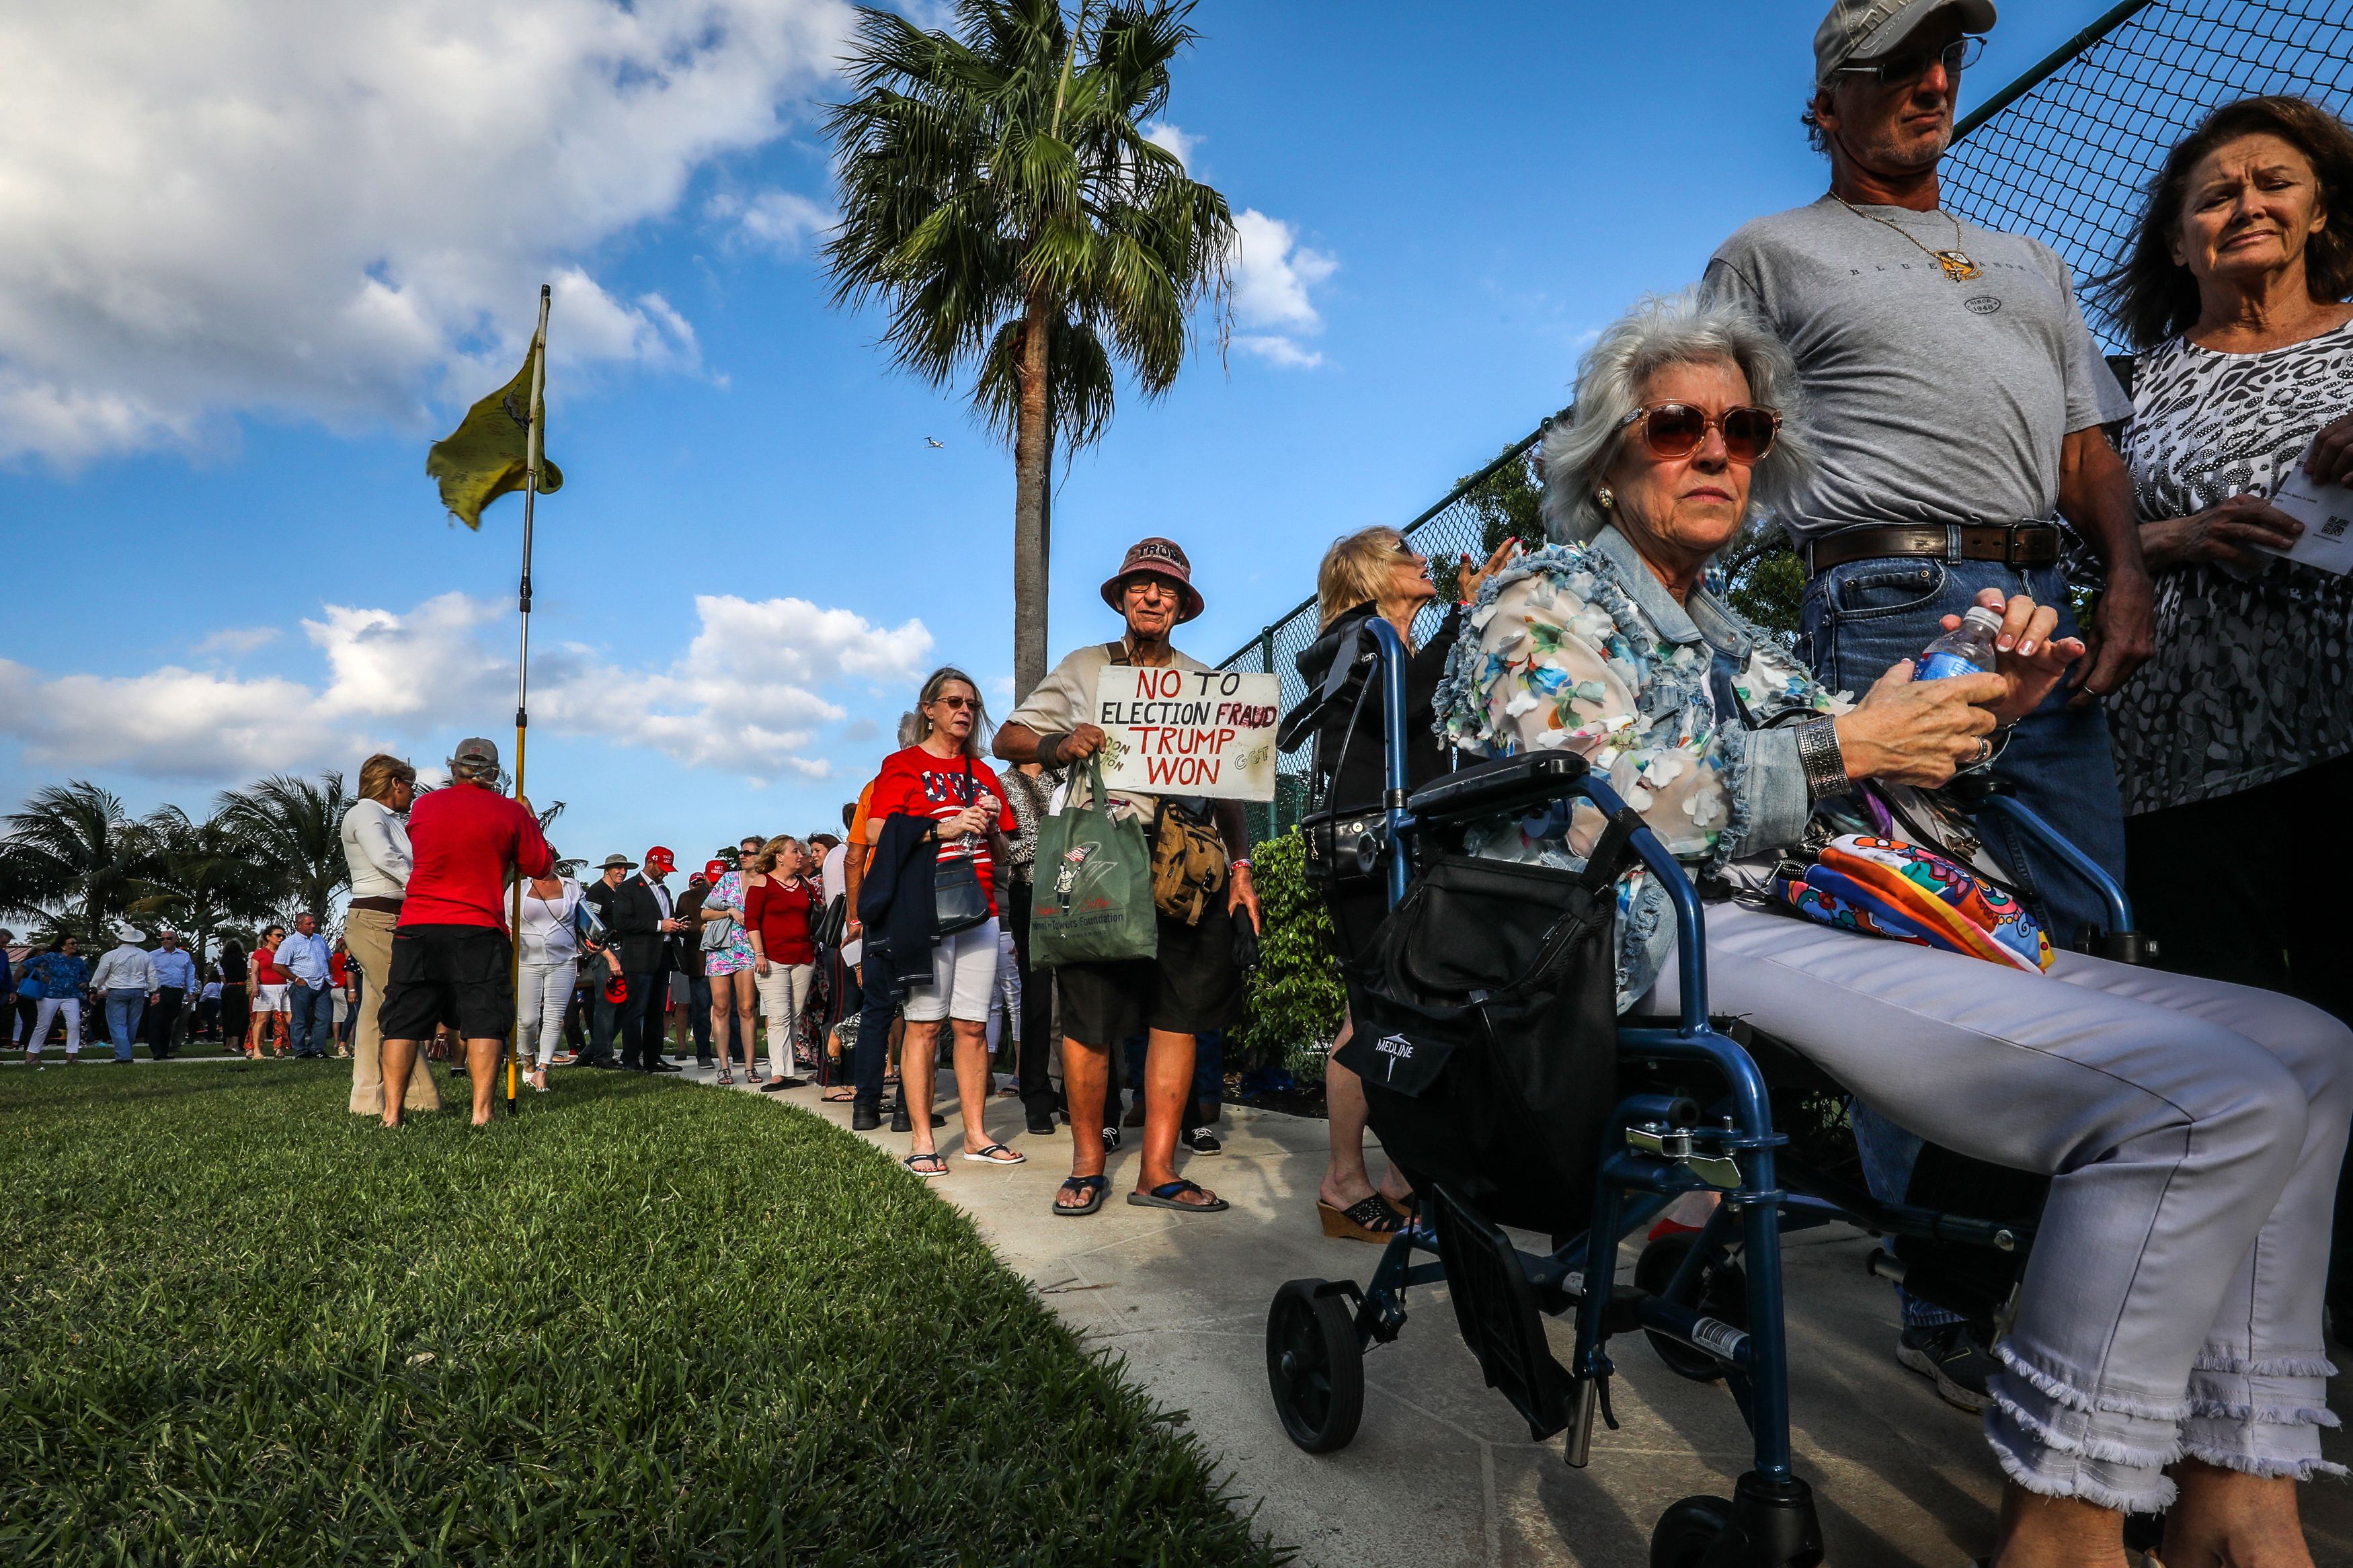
[
  {"xmin": 825, "ymin": 0, "xmax": 1234, "ymax": 696},
  {"xmin": 130, "ymin": 807, "xmax": 274, "ymax": 972},
  {"xmin": 215, "ymin": 771, "xmax": 353, "ymax": 923},
  {"xmin": 0, "ymin": 782, "xmax": 145, "ymax": 942}
]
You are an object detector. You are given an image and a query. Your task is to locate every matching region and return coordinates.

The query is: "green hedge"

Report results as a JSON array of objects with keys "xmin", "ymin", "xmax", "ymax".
[{"xmin": 1235, "ymin": 829, "xmax": 1346, "ymax": 1083}]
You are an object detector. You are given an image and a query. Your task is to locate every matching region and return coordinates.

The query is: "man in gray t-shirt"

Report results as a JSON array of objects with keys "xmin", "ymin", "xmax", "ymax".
[{"xmin": 1700, "ymin": 0, "xmax": 2152, "ymax": 951}]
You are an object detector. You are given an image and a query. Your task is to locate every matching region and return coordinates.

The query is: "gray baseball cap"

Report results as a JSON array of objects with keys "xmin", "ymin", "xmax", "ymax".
[
  {"xmin": 1814, "ymin": 0, "xmax": 1995, "ymax": 85},
  {"xmin": 450, "ymin": 736, "xmax": 500, "ymax": 771}
]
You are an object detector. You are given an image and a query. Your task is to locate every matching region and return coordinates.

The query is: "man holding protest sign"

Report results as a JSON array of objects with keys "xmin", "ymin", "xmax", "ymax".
[{"xmin": 997, "ymin": 537, "xmax": 1268, "ymax": 1217}]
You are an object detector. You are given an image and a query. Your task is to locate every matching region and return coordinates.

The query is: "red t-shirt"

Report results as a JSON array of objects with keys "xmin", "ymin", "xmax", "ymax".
[
  {"xmin": 329, "ymin": 952, "xmax": 350, "ymax": 989},
  {"xmin": 867, "ymin": 747, "xmax": 1016, "ymax": 917},
  {"xmin": 253, "ymin": 948, "xmax": 286, "ymax": 986},
  {"xmin": 397, "ymin": 781, "xmax": 555, "ymax": 932},
  {"xmin": 744, "ymin": 876, "xmax": 822, "ymax": 964}
]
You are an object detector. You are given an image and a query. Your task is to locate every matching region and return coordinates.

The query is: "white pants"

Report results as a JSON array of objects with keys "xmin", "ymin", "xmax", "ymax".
[
  {"xmin": 1650, "ymin": 899, "xmax": 2353, "ymax": 1510},
  {"xmin": 28, "ymin": 997, "xmax": 81, "ymax": 1055},
  {"xmin": 516, "ymin": 958, "xmax": 575, "ymax": 1069},
  {"xmin": 756, "ymin": 961, "xmax": 815, "ymax": 1078},
  {"xmin": 903, "ymin": 918, "xmax": 1000, "ymax": 1024}
]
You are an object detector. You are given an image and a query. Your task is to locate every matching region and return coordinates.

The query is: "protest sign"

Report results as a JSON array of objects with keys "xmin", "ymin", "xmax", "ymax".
[{"xmin": 1090, "ymin": 665, "xmax": 1281, "ymax": 800}]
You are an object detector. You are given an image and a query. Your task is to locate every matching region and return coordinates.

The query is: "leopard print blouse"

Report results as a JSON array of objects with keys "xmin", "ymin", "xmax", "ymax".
[{"xmin": 2111, "ymin": 319, "xmax": 2353, "ymax": 815}]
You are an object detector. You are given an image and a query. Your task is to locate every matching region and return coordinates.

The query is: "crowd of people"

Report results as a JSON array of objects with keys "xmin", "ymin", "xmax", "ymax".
[{"xmin": 7, "ymin": 3, "xmax": 2350, "ymax": 1561}]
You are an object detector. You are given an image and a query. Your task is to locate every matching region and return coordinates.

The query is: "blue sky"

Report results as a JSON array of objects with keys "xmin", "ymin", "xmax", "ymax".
[{"xmin": 0, "ymin": 0, "xmax": 2114, "ymax": 867}]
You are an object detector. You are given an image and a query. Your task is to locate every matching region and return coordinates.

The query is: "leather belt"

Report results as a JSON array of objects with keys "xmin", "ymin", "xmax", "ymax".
[
  {"xmin": 348, "ymin": 895, "xmax": 403, "ymax": 914},
  {"xmin": 1807, "ymin": 524, "xmax": 2061, "ymax": 575}
]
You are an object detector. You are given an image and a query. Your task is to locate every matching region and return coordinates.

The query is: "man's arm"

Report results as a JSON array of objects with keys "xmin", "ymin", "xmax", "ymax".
[
  {"xmin": 2055, "ymin": 424, "xmax": 2155, "ymax": 702},
  {"xmin": 1213, "ymin": 799, "xmax": 1261, "ymax": 933}
]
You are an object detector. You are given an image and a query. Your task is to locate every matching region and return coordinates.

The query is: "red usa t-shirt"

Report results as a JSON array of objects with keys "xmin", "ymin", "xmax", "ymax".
[{"xmin": 867, "ymin": 746, "xmax": 1017, "ymax": 917}]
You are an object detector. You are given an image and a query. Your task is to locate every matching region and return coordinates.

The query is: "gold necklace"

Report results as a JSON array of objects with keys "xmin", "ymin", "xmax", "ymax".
[{"xmin": 1832, "ymin": 193, "xmax": 1982, "ymax": 282}]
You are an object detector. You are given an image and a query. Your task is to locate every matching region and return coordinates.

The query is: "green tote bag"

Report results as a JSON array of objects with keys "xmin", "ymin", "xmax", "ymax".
[{"xmin": 1029, "ymin": 755, "xmax": 1158, "ymax": 967}]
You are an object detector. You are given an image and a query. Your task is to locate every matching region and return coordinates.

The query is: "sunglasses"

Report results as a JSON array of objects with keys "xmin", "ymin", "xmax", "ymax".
[
  {"xmin": 1615, "ymin": 402, "xmax": 1782, "ymax": 464},
  {"xmin": 930, "ymin": 695, "xmax": 978, "ymax": 711},
  {"xmin": 1835, "ymin": 36, "xmax": 1982, "ymax": 88}
]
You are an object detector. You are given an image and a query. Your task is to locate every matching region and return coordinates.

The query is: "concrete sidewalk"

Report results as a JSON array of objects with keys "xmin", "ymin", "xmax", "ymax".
[{"xmin": 697, "ymin": 1067, "xmax": 2352, "ymax": 1567}]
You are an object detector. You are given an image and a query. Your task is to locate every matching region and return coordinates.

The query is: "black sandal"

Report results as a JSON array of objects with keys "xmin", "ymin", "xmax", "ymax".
[
  {"xmin": 1127, "ymin": 1178, "xmax": 1228, "ymax": 1213},
  {"xmin": 1053, "ymin": 1175, "xmax": 1108, "ymax": 1216},
  {"xmin": 903, "ymin": 1152, "xmax": 948, "ymax": 1179}
]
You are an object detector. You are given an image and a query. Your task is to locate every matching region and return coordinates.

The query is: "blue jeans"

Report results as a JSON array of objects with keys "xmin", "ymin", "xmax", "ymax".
[
  {"xmin": 105, "ymin": 989, "xmax": 145, "ymax": 1062},
  {"xmin": 288, "ymin": 982, "xmax": 334, "ymax": 1057},
  {"xmin": 1800, "ymin": 554, "xmax": 2128, "ymax": 942},
  {"xmin": 1805, "ymin": 552, "xmax": 2130, "ymax": 1335}
]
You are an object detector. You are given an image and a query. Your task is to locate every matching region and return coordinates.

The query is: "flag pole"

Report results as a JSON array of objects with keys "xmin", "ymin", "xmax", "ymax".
[{"xmin": 508, "ymin": 283, "xmax": 551, "ymax": 1116}]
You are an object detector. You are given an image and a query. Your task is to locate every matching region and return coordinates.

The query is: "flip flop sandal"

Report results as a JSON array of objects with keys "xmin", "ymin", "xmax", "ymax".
[
  {"xmin": 1053, "ymin": 1175, "xmax": 1108, "ymax": 1216},
  {"xmin": 821, "ymin": 1089, "xmax": 856, "ymax": 1102},
  {"xmin": 716, "ymin": 1070, "xmax": 734, "ymax": 1085},
  {"xmin": 1127, "ymin": 1178, "xmax": 1229, "ymax": 1213},
  {"xmin": 903, "ymin": 1152, "xmax": 948, "ymax": 1179},
  {"xmin": 962, "ymin": 1143, "xmax": 1026, "ymax": 1165}
]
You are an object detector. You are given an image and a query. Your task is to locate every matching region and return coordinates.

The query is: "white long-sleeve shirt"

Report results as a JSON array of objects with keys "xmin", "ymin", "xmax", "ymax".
[
  {"xmin": 340, "ymin": 798, "xmax": 413, "ymax": 900},
  {"xmin": 90, "ymin": 943, "xmax": 155, "ymax": 993}
]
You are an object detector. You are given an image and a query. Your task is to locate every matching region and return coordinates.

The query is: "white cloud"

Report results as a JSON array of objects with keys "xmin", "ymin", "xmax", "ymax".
[
  {"xmin": 1142, "ymin": 120, "xmax": 1198, "ymax": 169},
  {"xmin": 709, "ymin": 188, "xmax": 834, "ymax": 255},
  {"xmin": 193, "ymin": 626, "xmax": 282, "ymax": 656},
  {"xmin": 0, "ymin": 593, "xmax": 932, "ymax": 786},
  {"xmin": 1227, "ymin": 208, "xmax": 1336, "ymax": 370},
  {"xmin": 1236, "ymin": 334, "xmax": 1324, "ymax": 370},
  {"xmin": 0, "ymin": 0, "xmax": 853, "ymax": 467}
]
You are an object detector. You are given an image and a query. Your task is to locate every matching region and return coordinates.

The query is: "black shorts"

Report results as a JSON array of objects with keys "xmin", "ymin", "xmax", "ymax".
[
  {"xmin": 1055, "ymin": 901, "xmax": 1242, "ymax": 1047},
  {"xmin": 377, "ymin": 924, "xmax": 514, "ymax": 1042}
]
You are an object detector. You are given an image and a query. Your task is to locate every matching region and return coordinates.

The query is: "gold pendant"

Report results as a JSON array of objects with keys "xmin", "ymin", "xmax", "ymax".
[{"xmin": 1935, "ymin": 249, "xmax": 1982, "ymax": 282}]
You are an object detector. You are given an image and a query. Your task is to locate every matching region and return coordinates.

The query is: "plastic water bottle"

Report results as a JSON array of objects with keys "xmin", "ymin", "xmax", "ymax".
[{"xmin": 1913, "ymin": 605, "xmax": 2004, "ymax": 682}]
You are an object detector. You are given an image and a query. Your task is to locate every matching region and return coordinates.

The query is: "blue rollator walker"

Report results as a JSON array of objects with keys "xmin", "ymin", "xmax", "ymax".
[{"xmin": 1261, "ymin": 618, "xmax": 2151, "ymax": 1568}]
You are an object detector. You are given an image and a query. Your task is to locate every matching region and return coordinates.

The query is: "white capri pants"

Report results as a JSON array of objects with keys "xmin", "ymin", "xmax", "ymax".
[
  {"xmin": 902, "ymin": 918, "xmax": 1000, "ymax": 1025},
  {"xmin": 516, "ymin": 958, "xmax": 576, "ymax": 1069},
  {"xmin": 756, "ymin": 960, "xmax": 815, "ymax": 1079},
  {"xmin": 28, "ymin": 997, "xmax": 82, "ymax": 1055},
  {"xmin": 1648, "ymin": 899, "xmax": 2353, "ymax": 1512}
]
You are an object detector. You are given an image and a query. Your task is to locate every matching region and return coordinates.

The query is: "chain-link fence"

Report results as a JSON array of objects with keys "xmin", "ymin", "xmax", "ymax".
[
  {"xmin": 1218, "ymin": 0, "xmax": 2353, "ymax": 841},
  {"xmin": 1215, "ymin": 421, "xmax": 1561, "ymax": 842},
  {"xmin": 1941, "ymin": 0, "xmax": 2353, "ymax": 348}
]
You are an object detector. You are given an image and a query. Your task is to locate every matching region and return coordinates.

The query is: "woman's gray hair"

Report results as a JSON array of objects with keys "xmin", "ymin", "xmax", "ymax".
[
  {"xmin": 912, "ymin": 665, "xmax": 990, "ymax": 758},
  {"xmin": 1540, "ymin": 290, "xmax": 1816, "ymax": 547}
]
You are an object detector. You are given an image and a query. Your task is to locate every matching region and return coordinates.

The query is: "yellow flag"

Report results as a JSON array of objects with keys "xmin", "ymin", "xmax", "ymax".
[{"xmin": 424, "ymin": 339, "xmax": 563, "ymax": 529}]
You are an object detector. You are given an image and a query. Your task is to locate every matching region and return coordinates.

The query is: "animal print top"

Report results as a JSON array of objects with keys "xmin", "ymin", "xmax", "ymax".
[{"xmin": 2111, "ymin": 319, "xmax": 2353, "ymax": 815}]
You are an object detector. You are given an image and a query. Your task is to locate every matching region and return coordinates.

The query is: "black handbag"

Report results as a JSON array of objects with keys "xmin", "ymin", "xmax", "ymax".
[
  {"xmin": 1334, "ymin": 809, "xmax": 1641, "ymax": 1239},
  {"xmin": 931, "ymin": 756, "xmax": 992, "ymax": 937}
]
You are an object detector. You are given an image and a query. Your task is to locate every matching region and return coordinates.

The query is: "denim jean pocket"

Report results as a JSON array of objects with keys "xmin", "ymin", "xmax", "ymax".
[{"xmin": 1829, "ymin": 560, "xmax": 1947, "ymax": 622}]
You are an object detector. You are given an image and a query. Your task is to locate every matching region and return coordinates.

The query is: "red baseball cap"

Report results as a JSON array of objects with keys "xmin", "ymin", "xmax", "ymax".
[
  {"xmin": 644, "ymin": 845, "xmax": 676, "ymax": 872},
  {"xmin": 704, "ymin": 859, "xmax": 729, "ymax": 878},
  {"xmin": 603, "ymin": 970, "xmax": 629, "ymax": 1003}
]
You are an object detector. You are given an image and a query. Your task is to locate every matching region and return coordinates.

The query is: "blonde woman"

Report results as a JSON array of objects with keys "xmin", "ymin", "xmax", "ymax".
[
  {"xmin": 745, "ymin": 835, "xmax": 821, "ymax": 1092},
  {"xmin": 340, "ymin": 752, "xmax": 439, "ymax": 1114},
  {"xmin": 1298, "ymin": 526, "xmax": 1515, "ymax": 1239}
]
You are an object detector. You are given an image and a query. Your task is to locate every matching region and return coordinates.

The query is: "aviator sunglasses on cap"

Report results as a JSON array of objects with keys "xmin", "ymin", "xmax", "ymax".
[{"xmin": 1615, "ymin": 402, "xmax": 1782, "ymax": 464}]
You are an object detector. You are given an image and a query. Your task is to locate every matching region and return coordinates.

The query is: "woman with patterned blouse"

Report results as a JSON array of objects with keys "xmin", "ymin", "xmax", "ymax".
[
  {"xmin": 2102, "ymin": 97, "xmax": 2353, "ymax": 1018},
  {"xmin": 1451, "ymin": 290, "xmax": 2347, "ymax": 1564},
  {"xmin": 2100, "ymin": 93, "xmax": 2353, "ymax": 1399}
]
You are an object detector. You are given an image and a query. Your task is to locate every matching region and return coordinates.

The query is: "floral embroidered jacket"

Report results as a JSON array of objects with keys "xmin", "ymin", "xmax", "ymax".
[{"xmin": 1433, "ymin": 525, "xmax": 1844, "ymax": 1005}]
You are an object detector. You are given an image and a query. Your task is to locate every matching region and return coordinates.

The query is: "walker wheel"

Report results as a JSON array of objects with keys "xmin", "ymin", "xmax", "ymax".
[
  {"xmin": 1265, "ymin": 1278, "xmax": 1364, "ymax": 1452},
  {"xmin": 1635, "ymin": 1233, "xmax": 1748, "ymax": 1384},
  {"xmin": 1649, "ymin": 1493, "xmax": 1737, "ymax": 1567}
]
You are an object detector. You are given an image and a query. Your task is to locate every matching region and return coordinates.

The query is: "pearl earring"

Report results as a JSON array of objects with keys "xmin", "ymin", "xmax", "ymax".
[{"xmin": 1596, "ymin": 486, "xmax": 1615, "ymax": 510}]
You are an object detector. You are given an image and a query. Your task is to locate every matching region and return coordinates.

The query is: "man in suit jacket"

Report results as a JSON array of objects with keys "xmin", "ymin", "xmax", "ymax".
[
  {"xmin": 672, "ymin": 872, "xmax": 715, "ymax": 1067},
  {"xmin": 623, "ymin": 845, "xmax": 685, "ymax": 1073},
  {"xmin": 582, "ymin": 853, "xmax": 665, "ymax": 1069}
]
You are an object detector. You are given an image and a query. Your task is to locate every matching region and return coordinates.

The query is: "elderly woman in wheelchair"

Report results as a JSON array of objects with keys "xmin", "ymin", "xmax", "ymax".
[{"xmin": 1284, "ymin": 293, "xmax": 2348, "ymax": 1568}]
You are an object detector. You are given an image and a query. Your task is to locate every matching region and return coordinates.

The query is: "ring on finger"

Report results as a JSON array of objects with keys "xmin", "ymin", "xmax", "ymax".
[{"xmin": 1972, "ymin": 737, "xmax": 1992, "ymax": 766}]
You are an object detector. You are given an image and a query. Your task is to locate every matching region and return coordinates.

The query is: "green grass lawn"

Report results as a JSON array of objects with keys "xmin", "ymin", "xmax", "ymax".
[{"xmin": 1, "ymin": 1063, "xmax": 1286, "ymax": 1567}]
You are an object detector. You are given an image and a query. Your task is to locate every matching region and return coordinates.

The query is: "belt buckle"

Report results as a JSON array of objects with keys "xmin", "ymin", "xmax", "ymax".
[{"xmin": 2001, "ymin": 525, "xmax": 2034, "ymax": 569}]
